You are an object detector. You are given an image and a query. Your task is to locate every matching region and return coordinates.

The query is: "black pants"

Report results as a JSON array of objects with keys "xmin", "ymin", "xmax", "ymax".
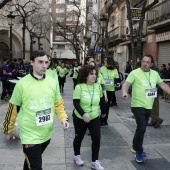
[
  {"xmin": 58, "ymin": 77, "xmax": 65, "ymax": 90},
  {"xmin": 131, "ymin": 107, "xmax": 151, "ymax": 153},
  {"xmin": 72, "ymin": 78, "xmax": 77, "ymax": 89},
  {"xmin": 23, "ymin": 139, "xmax": 50, "ymax": 170},
  {"xmin": 73, "ymin": 114, "xmax": 101, "ymax": 162},
  {"xmin": 1, "ymin": 80, "xmax": 9, "ymax": 100},
  {"xmin": 100, "ymin": 91, "xmax": 116, "ymax": 124}
]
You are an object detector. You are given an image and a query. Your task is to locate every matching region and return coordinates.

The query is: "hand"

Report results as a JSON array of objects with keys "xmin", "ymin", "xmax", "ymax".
[
  {"xmin": 8, "ymin": 72, "xmax": 12, "ymax": 76},
  {"xmin": 122, "ymin": 93, "xmax": 128, "ymax": 99},
  {"xmin": 5, "ymin": 134, "xmax": 14, "ymax": 142},
  {"xmin": 101, "ymin": 114, "xmax": 106, "ymax": 118},
  {"xmin": 105, "ymin": 97, "xmax": 108, "ymax": 103},
  {"xmin": 62, "ymin": 120, "xmax": 69, "ymax": 130},
  {"xmin": 82, "ymin": 113, "xmax": 90, "ymax": 123}
]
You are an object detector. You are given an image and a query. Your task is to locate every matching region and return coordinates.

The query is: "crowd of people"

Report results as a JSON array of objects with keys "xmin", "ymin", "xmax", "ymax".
[{"xmin": 2, "ymin": 51, "xmax": 170, "ymax": 169}]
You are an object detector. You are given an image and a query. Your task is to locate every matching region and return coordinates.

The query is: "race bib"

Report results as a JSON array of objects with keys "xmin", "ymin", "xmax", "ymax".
[
  {"xmin": 36, "ymin": 108, "xmax": 53, "ymax": 126},
  {"xmin": 145, "ymin": 88, "xmax": 157, "ymax": 98},
  {"xmin": 59, "ymin": 72, "xmax": 64, "ymax": 77},
  {"xmin": 104, "ymin": 79, "xmax": 113, "ymax": 86}
]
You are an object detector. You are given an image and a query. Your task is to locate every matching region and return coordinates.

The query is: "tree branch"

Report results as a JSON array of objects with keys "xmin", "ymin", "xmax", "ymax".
[{"xmin": 0, "ymin": 0, "xmax": 11, "ymax": 9}]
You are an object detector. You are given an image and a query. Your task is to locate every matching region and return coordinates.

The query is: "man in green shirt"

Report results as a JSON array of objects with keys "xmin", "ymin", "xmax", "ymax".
[
  {"xmin": 122, "ymin": 54, "xmax": 170, "ymax": 163},
  {"xmin": 3, "ymin": 50, "xmax": 69, "ymax": 170}
]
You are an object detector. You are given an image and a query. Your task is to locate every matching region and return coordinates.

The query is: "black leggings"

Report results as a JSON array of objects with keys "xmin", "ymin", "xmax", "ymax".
[
  {"xmin": 23, "ymin": 139, "xmax": 50, "ymax": 170},
  {"xmin": 73, "ymin": 114, "xmax": 101, "ymax": 162},
  {"xmin": 101, "ymin": 91, "xmax": 116, "ymax": 123},
  {"xmin": 58, "ymin": 77, "xmax": 65, "ymax": 89}
]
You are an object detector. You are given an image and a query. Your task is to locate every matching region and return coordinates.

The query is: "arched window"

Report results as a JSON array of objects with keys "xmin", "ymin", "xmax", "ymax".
[{"xmin": 0, "ymin": 42, "xmax": 9, "ymax": 64}]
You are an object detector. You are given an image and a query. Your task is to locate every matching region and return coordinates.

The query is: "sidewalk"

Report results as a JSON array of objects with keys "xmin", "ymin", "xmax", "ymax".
[{"xmin": 1, "ymin": 77, "xmax": 170, "ymax": 170}]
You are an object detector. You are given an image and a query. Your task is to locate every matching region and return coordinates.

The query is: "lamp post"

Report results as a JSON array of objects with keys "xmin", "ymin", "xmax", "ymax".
[
  {"xmin": 100, "ymin": 15, "xmax": 107, "ymax": 63},
  {"xmin": 7, "ymin": 12, "xmax": 15, "ymax": 60}
]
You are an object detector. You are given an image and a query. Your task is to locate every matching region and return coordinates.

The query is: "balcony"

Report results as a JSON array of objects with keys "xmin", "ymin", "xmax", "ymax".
[
  {"xmin": 147, "ymin": 0, "xmax": 170, "ymax": 29},
  {"xmin": 87, "ymin": 0, "xmax": 93, "ymax": 7},
  {"xmin": 108, "ymin": 26, "xmax": 126, "ymax": 44}
]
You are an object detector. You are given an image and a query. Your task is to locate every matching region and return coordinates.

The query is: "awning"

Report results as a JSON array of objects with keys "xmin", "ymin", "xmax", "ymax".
[{"xmin": 54, "ymin": 50, "xmax": 76, "ymax": 59}]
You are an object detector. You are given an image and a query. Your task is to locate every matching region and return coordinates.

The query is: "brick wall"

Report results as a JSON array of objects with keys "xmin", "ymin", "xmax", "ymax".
[{"xmin": 145, "ymin": 34, "xmax": 158, "ymax": 63}]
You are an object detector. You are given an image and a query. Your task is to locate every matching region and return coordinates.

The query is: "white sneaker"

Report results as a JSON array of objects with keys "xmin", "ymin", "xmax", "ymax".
[
  {"xmin": 91, "ymin": 160, "xmax": 104, "ymax": 170},
  {"xmin": 73, "ymin": 155, "xmax": 84, "ymax": 166}
]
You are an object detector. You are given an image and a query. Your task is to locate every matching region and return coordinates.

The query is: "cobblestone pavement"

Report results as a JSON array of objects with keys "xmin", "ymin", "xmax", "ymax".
[{"xmin": 1, "ymin": 77, "xmax": 170, "ymax": 170}]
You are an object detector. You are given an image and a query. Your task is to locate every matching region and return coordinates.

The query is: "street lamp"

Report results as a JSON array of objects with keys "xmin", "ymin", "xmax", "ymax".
[
  {"xmin": 100, "ymin": 15, "xmax": 107, "ymax": 63},
  {"xmin": 7, "ymin": 12, "xmax": 15, "ymax": 60}
]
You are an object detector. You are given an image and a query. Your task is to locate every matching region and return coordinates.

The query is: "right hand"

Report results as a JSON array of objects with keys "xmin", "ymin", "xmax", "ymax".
[
  {"xmin": 5, "ymin": 134, "xmax": 14, "ymax": 142},
  {"xmin": 8, "ymin": 72, "xmax": 12, "ymax": 76},
  {"xmin": 82, "ymin": 113, "xmax": 90, "ymax": 123}
]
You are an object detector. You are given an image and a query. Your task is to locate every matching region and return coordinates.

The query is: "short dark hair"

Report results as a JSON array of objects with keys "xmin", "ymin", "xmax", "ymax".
[
  {"xmin": 143, "ymin": 54, "xmax": 154, "ymax": 63},
  {"xmin": 30, "ymin": 50, "xmax": 47, "ymax": 61},
  {"xmin": 77, "ymin": 65, "xmax": 98, "ymax": 84},
  {"xmin": 84, "ymin": 56, "xmax": 94, "ymax": 65}
]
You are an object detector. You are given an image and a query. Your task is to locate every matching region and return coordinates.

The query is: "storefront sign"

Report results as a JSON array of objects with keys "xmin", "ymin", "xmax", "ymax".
[
  {"xmin": 156, "ymin": 31, "xmax": 170, "ymax": 42},
  {"xmin": 130, "ymin": 8, "xmax": 142, "ymax": 20}
]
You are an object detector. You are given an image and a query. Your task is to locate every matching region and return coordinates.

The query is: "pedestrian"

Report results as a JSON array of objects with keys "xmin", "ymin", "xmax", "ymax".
[
  {"xmin": 73, "ymin": 65, "xmax": 106, "ymax": 170},
  {"xmin": 147, "ymin": 62, "xmax": 163, "ymax": 128},
  {"xmin": 3, "ymin": 50, "xmax": 69, "ymax": 170},
  {"xmin": 46, "ymin": 54, "xmax": 59, "ymax": 82},
  {"xmin": 122, "ymin": 54, "xmax": 170, "ymax": 163},
  {"xmin": 1, "ymin": 57, "xmax": 11, "ymax": 101},
  {"xmin": 70, "ymin": 61, "xmax": 79, "ymax": 89},
  {"xmin": 57, "ymin": 62, "xmax": 68, "ymax": 93},
  {"xmin": 99, "ymin": 57, "xmax": 120, "ymax": 125},
  {"xmin": 88, "ymin": 61, "xmax": 108, "ymax": 127}
]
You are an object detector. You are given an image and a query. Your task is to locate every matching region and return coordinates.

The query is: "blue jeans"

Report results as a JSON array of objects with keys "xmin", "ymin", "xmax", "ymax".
[{"xmin": 131, "ymin": 107, "xmax": 151, "ymax": 153}]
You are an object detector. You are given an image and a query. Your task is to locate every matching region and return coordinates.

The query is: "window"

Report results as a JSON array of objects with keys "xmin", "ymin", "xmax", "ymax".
[
  {"xmin": 66, "ymin": 5, "xmax": 79, "ymax": 12},
  {"xmin": 66, "ymin": 34, "xmax": 73, "ymax": 39},
  {"xmin": 56, "ymin": 0, "xmax": 65, "ymax": 4},
  {"xmin": 57, "ymin": 44, "xmax": 65, "ymax": 49},
  {"xmin": 56, "ymin": 17, "xmax": 65, "ymax": 22},
  {"xmin": 55, "ymin": 36, "xmax": 64, "ymax": 40},
  {"xmin": 66, "ymin": 15, "xmax": 78, "ymax": 21},
  {"xmin": 56, "ymin": 8, "xmax": 65, "ymax": 13},
  {"xmin": 49, "ymin": 8, "xmax": 52, "ymax": 12},
  {"xmin": 49, "ymin": 0, "xmax": 52, "ymax": 3}
]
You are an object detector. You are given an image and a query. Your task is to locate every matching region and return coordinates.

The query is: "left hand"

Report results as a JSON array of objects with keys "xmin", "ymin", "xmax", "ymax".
[
  {"xmin": 101, "ymin": 114, "xmax": 106, "ymax": 118},
  {"xmin": 62, "ymin": 120, "xmax": 69, "ymax": 130}
]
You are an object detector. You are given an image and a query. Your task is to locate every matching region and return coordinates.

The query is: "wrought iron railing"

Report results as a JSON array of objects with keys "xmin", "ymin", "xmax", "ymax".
[
  {"xmin": 108, "ymin": 26, "xmax": 126, "ymax": 41},
  {"xmin": 148, "ymin": 0, "xmax": 170, "ymax": 26}
]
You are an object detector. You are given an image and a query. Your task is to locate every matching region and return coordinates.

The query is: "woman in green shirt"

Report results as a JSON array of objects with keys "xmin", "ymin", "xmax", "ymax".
[{"xmin": 73, "ymin": 65, "xmax": 106, "ymax": 170}]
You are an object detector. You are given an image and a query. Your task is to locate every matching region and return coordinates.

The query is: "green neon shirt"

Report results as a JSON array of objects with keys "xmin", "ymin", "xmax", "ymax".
[
  {"xmin": 126, "ymin": 68, "xmax": 163, "ymax": 109},
  {"xmin": 72, "ymin": 66, "xmax": 79, "ymax": 79},
  {"xmin": 10, "ymin": 74, "xmax": 62, "ymax": 144},
  {"xmin": 99, "ymin": 66, "xmax": 119, "ymax": 91},
  {"xmin": 73, "ymin": 83, "xmax": 103, "ymax": 120},
  {"xmin": 58, "ymin": 67, "xmax": 68, "ymax": 77}
]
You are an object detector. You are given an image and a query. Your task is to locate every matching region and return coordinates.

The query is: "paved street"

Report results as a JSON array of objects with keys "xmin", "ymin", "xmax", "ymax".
[{"xmin": 1, "ymin": 77, "xmax": 170, "ymax": 170}]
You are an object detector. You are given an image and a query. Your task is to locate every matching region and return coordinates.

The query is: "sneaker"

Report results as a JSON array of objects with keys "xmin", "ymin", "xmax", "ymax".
[
  {"xmin": 73, "ymin": 155, "xmax": 84, "ymax": 166},
  {"xmin": 131, "ymin": 148, "xmax": 146, "ymax": 157},
  {"xmin": 91, "ymin": 160, "xmax": 104, "ymax": 170},
  {"xmin": 134, "ymin": 152, "xmax": 145, "ymax": 163},
  {"xmin": 154, "ymin": 119, "xmax": 163, "ymax": 128}
]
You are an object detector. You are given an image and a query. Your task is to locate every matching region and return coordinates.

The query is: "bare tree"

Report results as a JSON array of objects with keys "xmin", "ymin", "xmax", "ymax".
[
  {"xmin": 26, "ymin": 11, "xmax": 52, "ymax": 54},
  {"xmin": 6, "ymin": 0, "xmax": 46, "ymax": 59},
  {"xmin": 126, "ymin": 0, "xmax": 158, "ymax": 62}
]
